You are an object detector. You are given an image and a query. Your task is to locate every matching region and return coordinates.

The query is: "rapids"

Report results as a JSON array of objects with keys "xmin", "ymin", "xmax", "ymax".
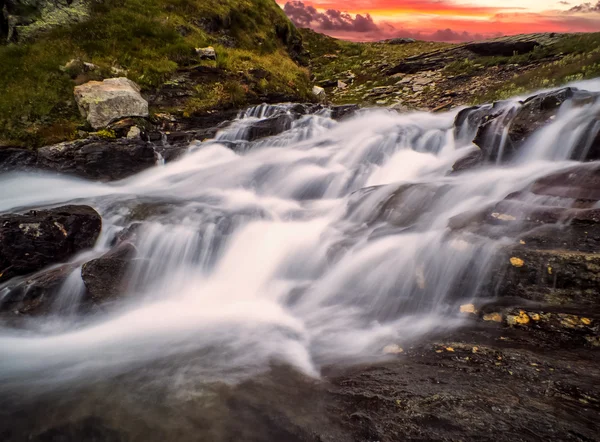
[{"xmin": 1, "ymin": 79, "xmax": 600, "ymax": 396}]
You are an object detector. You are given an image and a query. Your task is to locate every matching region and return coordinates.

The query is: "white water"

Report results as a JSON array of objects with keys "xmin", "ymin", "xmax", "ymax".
[{"xmin": 1, "ymin": 81, "xmax": 599, "ymax": 393}]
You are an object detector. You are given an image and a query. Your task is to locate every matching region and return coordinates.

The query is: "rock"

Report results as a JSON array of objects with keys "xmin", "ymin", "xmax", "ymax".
[
  {"xmin": 453, "ymin": 104, "xmax": 494, "ymax": 142},
  {"xmin": 337, "ymin": 80, "xmax": 348, "ymax": 90},
  {"xmin": 312, "ymin": 86, "xmax": 326, "ymax": 101},
  {"xmin": 474, "ymin": 88, "xmax": 600, "ymax": 162},
  {"xmin": 74, "ymin": 78, "xmax": 149, "ymax": 129},
  {"xmin": 323, "ymin": 54, "xmax": 338, "ymax": 59},
  {"xmin": 0, "ymin": 147, "xmax": 37, "ymax": 172},
  {"xmin": 243, "ymin": 114, "xmax": 295, "ymax": 142},
  {"xmin": 451, "ymin": 149, "xmax": 483, "ymax": 173},
  {"xmin": 330, "ymin": 104, "xmax": 359, "ymax": 121},
  {"xmin": 0, "ymin": 263, "xmax": 77, "ymax": 315},
  {"xmin": 126, "ymin": 126, "xmax": 142, "ymax": 139},
  {"xmin": 319, "ymin": 79, "xmax": 337, "ymax": 88},
  {"xmin": 37, "ymin": 138, "xmax": 157, "ymax": 181},
  {"xmin": 465, "ymin": 40, "xmax": 540, "ymax": 57},
  {"xmin": 81, "ymin": 242, "xmax": 136, "ymax": 303},
  {"xmin": 0, "ymin": 205, "xmax": 101, "ymax": 284},
  {"xmin": 370, "ymin": 86, "xmax": 395, "ymax": 96},
  {"xmin": 196, "ymin": 46, "xmax": 217, "ymax": 60},
  {"xmin": 385, "ymin": 38, "xmax": 416, "ymax": 45}
]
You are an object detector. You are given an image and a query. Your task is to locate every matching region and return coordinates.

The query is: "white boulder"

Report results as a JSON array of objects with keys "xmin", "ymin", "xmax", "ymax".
[{"xmin": 74, "ymin": 78, "xmax": 149, "ymax": 129}]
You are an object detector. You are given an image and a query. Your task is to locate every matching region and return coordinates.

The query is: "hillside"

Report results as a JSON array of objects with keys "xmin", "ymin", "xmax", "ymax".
[
  {"xmin": 301, "ymin": 30, "xmax": 600, "ymax": 110},
  {"xmin": 0, "ymin": 0, "xmax": 311, "ymax": 146}
]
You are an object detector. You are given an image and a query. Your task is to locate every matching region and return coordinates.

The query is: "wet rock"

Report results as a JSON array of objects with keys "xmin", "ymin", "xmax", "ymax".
[
  {"xmin": 451, "ymin": 149, "xmax": 483, "ymax": 173},
  {"xmin": 0, "ymin": 147, "xmax": 37, "ymax": 172},
  {"xmin": 74, "ymin": 78, "xmax": 149, "ymax": 129},
  {"xmin": 243, "ymin": 114, "xmax": 295, "ymax": 142},
  {"xmin": 31, "ymin": 417, "xmax": 124, "ymax": 442},
  {"xmin": 465, "ymin": 40, "xmax": 539, "ymax": 56},
  {"xmin": 453, "ymin": 104, "xmax": 494, "ymax": 141},
  {"xmin": 37, "ymin": 138, "xmax": 156, "ymax": 181},
  {"xmin": 0, "ymin": 205, "xmax": 101, "ymax": 284},
  {"xmin": 474, "ymin": 88, "xmax": 600, "ymax": 162},
  {"xmin": 81, "ymin": 243, "xmax": 136, "ymax": 303},
  {"xmin": 530, "ymin": 162, "xmax": 600, "ymax": 201},
  {"xmin": 0, "ymin": 263, "xmax": 77, "ymax": 315},
  {"xmin": 330, "ymin": 104, "xmax": 359, "ymax": 121}
]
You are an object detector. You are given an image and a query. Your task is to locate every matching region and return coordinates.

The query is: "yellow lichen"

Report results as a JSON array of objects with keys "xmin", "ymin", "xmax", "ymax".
[
  {"xmin": 507, "ymin": 310, "xmax": 530, "ymax": 326},
  {"xmin": 472, "ymin": 346, "xmax": 479, "ymax": 353},
  {"xmin": 483, "ymin": 312, "xmax": 502, "ymax": 323},
  {"xmin": 510, "ymin": 257, "xmax": 524, "ymax": 267},
  {"xmin": 446, "ymin": 347, "xmax": 455, "ymax": 352},
  {"xmin": 581, "ymin": 318, "xmax": 592, "ymax": 326},
  {"xmin": 547, "ymin": 266, "xmax": 552, "ymax": 275},
  {"xmin": 529, "ymin": 313, "xmax": 541, "ymax": 321},
  {"xmin": 519, "ymin": 240, "xmax": 526, "ymax": 245}
]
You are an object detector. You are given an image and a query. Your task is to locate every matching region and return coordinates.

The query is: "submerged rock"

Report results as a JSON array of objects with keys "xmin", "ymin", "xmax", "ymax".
[
  {"xmin": 74, "ymin": 78, "xmax": 149, "ymax": 129},
  {"xmin": 0, "ymin": 205, "xmax": 101, "ymax": 284}
]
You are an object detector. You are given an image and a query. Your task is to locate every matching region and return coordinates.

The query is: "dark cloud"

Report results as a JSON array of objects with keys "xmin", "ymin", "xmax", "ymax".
[
  {"xmin": 283, "ymin": 1, "xmax": 379, "ymax": 33},
  {"xmin": 568, "ymin": 1, "xmax": 600, "ymax": 12},
  {"xmin": 430, "ymin": 28, "xmax": 485, "ymax": 42}
]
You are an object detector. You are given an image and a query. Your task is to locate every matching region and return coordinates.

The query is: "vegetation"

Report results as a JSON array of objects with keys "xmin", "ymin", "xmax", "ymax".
[
  {"xmin": 0, "ymin": 0, "xmax": 311, "ymax": 147},
  {"xmin": 473, "ymin": 34, "xmax": 600, "ymax": 103}
]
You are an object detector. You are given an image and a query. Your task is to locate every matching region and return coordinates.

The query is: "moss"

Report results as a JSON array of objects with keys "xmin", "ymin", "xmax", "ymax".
[
  {"xmin": 0, "ymin": 0, "xmax": 309, "ymax": 147},
  {"xmin": 94, "ymin": 129, "xmax": 117, "ymax": 139}
]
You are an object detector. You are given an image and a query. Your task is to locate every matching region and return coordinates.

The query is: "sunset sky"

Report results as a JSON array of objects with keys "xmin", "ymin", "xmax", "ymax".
[{"xmin": 278, "ymin": 0, "xmax": 600, "ymax": 42}]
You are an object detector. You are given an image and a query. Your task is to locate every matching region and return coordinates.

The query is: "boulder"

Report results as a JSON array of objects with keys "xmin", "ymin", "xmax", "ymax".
[
  {"xmin": 37, "ymin": 138, "xmax": 156, "ymax": 181},
  {"xmin": 81, "ymin": 242, "xmax": 136, "ymax": 303},
  {"xmin": 330, "ymin": 104, "xmax": 360, "ymax": 121},
  {"xmin": 74, "ymin": 78, "xmax": 149, "ymax": 129},
  {"xmin": 0, "ymin": 205, "xmax": 101, "ymax": 284},
  {"xmin": 196, "ymin": 46, "xmax": 217, "ymax": 60}
]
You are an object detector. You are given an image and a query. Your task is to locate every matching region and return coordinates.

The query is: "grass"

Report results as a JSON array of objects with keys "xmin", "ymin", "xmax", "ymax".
[
  {"xmin": 0, "ymin": 0, "xmax": 310, "ymax": 147},
  {"xmin": 473, "ymin": 33, "xmax": 600, "ymax": 103}
]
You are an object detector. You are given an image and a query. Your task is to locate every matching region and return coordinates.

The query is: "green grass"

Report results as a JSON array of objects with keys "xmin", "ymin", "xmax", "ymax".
[{"xmin": 0, "ymin": 0, "xmax": 310, "ymax": 147}]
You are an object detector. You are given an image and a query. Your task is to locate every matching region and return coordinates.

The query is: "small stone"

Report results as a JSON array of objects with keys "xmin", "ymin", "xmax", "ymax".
[
  {"xmin": 196, "ymin": 46, "xmax": 217, "ymax": 60},
  {"xmin": 127, "ymin": 126, "xmax": 141, "ymax": 139},
  {"xmin": 337, "ymin": 80, "xmax": 348, "ymax": 90},
  {"xmin": 383, "ymin": 344, "xmax": 404, "ymax": 354},
  {"xmin": 312, "ymin": 86, "xmax": 326, "ymax": 101}
]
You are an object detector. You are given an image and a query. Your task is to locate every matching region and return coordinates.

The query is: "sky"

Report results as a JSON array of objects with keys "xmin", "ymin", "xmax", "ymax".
[{"xmin": 277, "ymin": 0, "xmax": 600, "ymax": 42}]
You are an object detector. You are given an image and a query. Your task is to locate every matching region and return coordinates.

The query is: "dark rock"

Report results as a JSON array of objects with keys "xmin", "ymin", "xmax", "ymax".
[
  {"xmin": 0, "ymin": 263, "xmax": 77, "ymax": 315},
  {"xmin": 81, "ymin": 243, "xmax": 137, "ymax": 303},
  {"xmin": 465, "ymin": 40, "xmax": 539, "ymax": 56},
  {"xmin": 319, "ymin": 79, "xmax": 338, "ymax": 88},
  {"xmin": 331, "ymin": 104, "xmax": 360, "ymax": 121},
  {"xmin": 243, "ymin": 114, "xmax": 295, "ymax": 142},
  {"xmin": 453, "ymin": 104, "xmax": 494, "ymax": 141},
  {"xmin": 474, "ymin": 88, "xmax": 600, "ymax": 163},
  {"xmin": 0, "ymin": 147, "xmax": 37, "ymax": 172},
  {"xmin": 31, "ymin": 417, "xmax": 124, "ymax": 442},
  {"xmin": 0, "ymin": 205, "xmax": 101, "ymax": 284},
  {"xmin": 37, "ymin": 138, "xmax": 157, "ymax": 181},
  {"xmin": 530, "ymin": 162, "xmax": 600, "ymax": 201}
]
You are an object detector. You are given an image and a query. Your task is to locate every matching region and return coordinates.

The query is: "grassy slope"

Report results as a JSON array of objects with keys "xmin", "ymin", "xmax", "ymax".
[
  {"xmin": 302, "ymin": 29, "xmax": 600, "ymax": 108},
  {"xmin": 0, "ymin": 0, "xmax": 311, "ymax": 147}
]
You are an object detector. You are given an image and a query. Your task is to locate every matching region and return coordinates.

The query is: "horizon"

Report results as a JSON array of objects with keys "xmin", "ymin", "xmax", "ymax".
[{"xmin": 278, "ymin": 0, "xmax": 600, "ymax": 43}]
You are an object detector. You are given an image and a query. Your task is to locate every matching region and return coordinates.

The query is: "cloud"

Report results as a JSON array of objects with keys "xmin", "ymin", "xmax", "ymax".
[
  {"xmin": 558, "ymin": 1, "xmax": 571, "ymax": 5},
  {"xmin": 283, "ymin": 1, "xmax": 379, "ymax": 33},
  {"xmin": 282, "ymin": 1, "xmax": 498, "ymax": 42},
  {"xmin": 568, "ymin": 1, "xmax": 600, "ymax": 12}
]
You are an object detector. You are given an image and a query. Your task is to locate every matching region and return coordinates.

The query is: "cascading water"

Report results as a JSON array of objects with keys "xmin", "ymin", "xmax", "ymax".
[{"xmin": 0, "ymin": 80, "xmax": 599, "ymax": 402}]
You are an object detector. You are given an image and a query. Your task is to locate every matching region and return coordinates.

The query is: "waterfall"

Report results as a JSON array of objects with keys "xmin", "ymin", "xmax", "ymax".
[{"xmin": 0, "ymin": 80, "xmax": 599, "ymax": 394}]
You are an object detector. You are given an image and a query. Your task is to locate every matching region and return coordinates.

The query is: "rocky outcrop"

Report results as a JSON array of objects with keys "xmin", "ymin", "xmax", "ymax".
[
  {"xmin": 0, "ymin": 205, "xmax": 101, "ymax": 284},
  {"xmin": 37, "ymin": 138, "xmax": 157, "ymax": 181},
  {"xmin": 74, "ymin": 78, "xmax": 149, "ymax": 129},
  {"xmin": 464, "ymin": 40, "xmax": 539, "ymax": 57},
  {"xmin": 81, "ymin": 242, "xmax": 136, "ymax": 303}
]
